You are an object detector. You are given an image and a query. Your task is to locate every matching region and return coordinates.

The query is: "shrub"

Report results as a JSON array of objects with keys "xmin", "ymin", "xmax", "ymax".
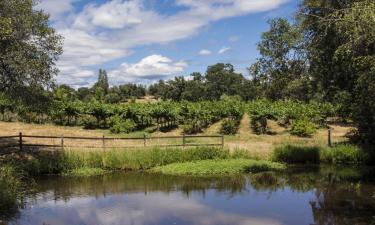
[
  {"xmin": 182, "ymin": 120, "xmax": 203, "ymax": 134},
  {"xmin": 250, "ymin": 115, "xmax": 268, "ymax": 134},
  {"xmin": 290, "ymin": 119, "xmax": 317, "ymax": 137},
  {"xmin": 110, "ymin": 119, "xmax": 136, "ymax": 134},
  {"xmin": 321, "ymin": 145, "xmax": 369, "ymax": 165},
  {"xmin": 272, "ymin": 145, "xmax": 321, "ymax": 164},
  {"xmin": 220, "ymin": 118, "xmax": 240, "ymax": 135},
  {"xmin": 82, "ymin": 115, "xmax": 97, "ymax": 129}
]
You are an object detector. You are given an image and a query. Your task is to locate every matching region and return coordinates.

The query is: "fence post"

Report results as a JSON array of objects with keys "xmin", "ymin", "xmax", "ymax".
[
  {"xmin": 221, "ymin": 135, "xmax": 224, "ymax": 149},
  {"xmin": 61, "ymin": 135, "xmax": 64, "ymax": 150},
  {"xmin": 144, "ymin": 134, "xmax": 146, "ymax": 147},
  {"xmin": 183, "ymin": 134, "xmax": 186, "ymax": 148},
  {"xmin": 328, "ymin": 128, "xmax": 332, "ymax": 147},
  {"xmin": 102, "ymin": 135, "xmax": 105, "ymax": 151},
  {"xmin": 19, "ymin": 132, "xmax": 23, "ymax": 151}
]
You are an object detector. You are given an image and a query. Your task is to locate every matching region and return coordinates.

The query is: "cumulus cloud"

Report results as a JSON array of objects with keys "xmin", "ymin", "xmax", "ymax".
[
  {"xmin": 218, "ymin": 47, "xmax": 232, "ymax": 54},
  {"xmin": 36, "ymin": 0, "xmax": 286, "ymax": 86},
  {"xmin": 35, "ymin": 0, "xmax": 77, "ymax": 20},
  {"xmin": 109, "ymin": 55, "xmax": 187, "ymax": 83},
  {"xmin": 199, "ymin": 49, "xmax": 212, "ymax": 56}
]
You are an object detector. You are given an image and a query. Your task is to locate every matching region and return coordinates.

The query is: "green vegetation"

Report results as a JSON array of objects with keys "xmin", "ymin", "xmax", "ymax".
[
  {"xmin": 321, "ymin": 145, "xmax": 370, "ymax": 165},
  {"xmin": 62, "ymin": 168, "xmax": 107, "ymax": 177},
  {"xmin": 17, "ymin": 147, "xmax": 230, "ymax": 175},
  {"xmin": 272, "ymin": 145, "xmax": 321, "ymax": 164},
  {"xmin": 290, "ymin": 119, "xmax": 317, "ymax": 137},
  {"xmin": 151, "ymin": 159, "xmax": 286, "ymax": 176},
  {"xmin": 272, "ymin": 144, "xmax": 370, "ymax": 165},
  {"xmin": 0, "ymin": 165, "xmax": 26, "ymax": 220}
]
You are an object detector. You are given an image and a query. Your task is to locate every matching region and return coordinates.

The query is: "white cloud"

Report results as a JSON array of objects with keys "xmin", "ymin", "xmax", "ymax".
[
  {"xmin": 109, "ymin": 55, "xmax": 187, "ymax": 83},
  {"xmin": 35, "ymin": 0, "xmax": 77, "ymax": 20},
  {"xmin": 218, "ymin": 47, "xmax": 232, "ymax": 54},
  {"xmin": 199, "ymin": 49, "xmax": 212, "ymax": 56},
  {"xmin": 72, "ymin": 0, "xmax": 149, "ymax": 30},
  {"xmin": 36, "ymin": 0, "xmax": 286, "ymax": 85}
]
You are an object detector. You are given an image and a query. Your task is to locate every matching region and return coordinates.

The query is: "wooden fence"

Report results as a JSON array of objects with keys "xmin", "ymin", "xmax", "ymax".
[{"xmin": 0, "ymin": 133, "xmax": 224, "ymax": 151}]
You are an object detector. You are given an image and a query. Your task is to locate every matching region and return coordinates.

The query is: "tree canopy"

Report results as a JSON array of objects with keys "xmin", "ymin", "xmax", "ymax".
[{"xmin": 0, "ymin": 0, "xmax": 62, "ymax": 99}]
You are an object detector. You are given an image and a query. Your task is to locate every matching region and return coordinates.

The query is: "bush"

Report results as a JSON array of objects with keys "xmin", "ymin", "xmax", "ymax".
[
  {"xmin": 250, "ymin": 115, "xmax": 268, "ymax": 134},
  {"xmin": 220, "ymin": 118, "xmax": 240, "ymax": 135},
  {"xmin": 182, "ymin": 120, "xmax": 203, "ymax": 134},
  {"xmin": 272, "ymin": 145, "xmax": 321, "ymax": 164},
  {"xmin": 82, "ymin": 115, "xmax": 97, "ymax": 129},
  {"xmin": 290, "ymin": 119, "xmax": 317, "ymax": 137},
  {"xmin": 110, "ymin": 119, "xmax": 136, "ymax": 134},
  {"xmin": 321, "ymin": 145, "xmax": 369, "ymax": 165}
]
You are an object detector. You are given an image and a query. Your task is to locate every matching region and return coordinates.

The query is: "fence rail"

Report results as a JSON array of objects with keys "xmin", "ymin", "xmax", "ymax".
[{"xmin": 0, "ymin": 132, "xmax": 224, "ymax": 151}]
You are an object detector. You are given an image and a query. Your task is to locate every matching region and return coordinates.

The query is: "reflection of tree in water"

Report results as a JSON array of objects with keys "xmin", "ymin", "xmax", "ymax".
[
  {"xmin": 309, "ymin": 166, "xmax": 375, "ymax": 225},
  {"xmin": 5, "ymin": 166, "xmax": 375, "ymax": 225},
  {"xmin": 248, "ymin": 166, "xmax": 375, "ymax": 225},
  {"xmin": 30, "ymin": 172, "xmax": 248, "ymax": 202}
]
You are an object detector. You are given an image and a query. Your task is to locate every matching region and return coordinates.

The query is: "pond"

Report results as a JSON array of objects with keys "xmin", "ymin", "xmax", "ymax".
[{"xmin": 3, "ymin": 166, "xmax": 375, "ymax": 225}]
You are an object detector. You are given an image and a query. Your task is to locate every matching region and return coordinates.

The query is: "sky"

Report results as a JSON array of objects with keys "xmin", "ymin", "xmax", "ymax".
[{"xmin": 35, "ymin": 0, "xmax": 300, "ymax": 88}]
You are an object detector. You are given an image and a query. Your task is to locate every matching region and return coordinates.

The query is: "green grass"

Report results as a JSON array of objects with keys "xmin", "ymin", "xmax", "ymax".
[
  {"xmin": 272, "ymin": 143, "xmax": 370, "ymax": 165},
  {"xmin": 321, "ymin": 144, "xmax": 369, "ymax": 165},
  {"xmin": 0, "ymin": 164, "xmax": 25, "ymax": 220},
  {"xmin": 18, "ymin": 147, "xmax": 231, "ymax": 175},
  {"xmin": 62, "ymin": 167, "xmax": 107, "ymax": 177},
  {"xmin": 272, "ymin": 144, "xmax": 321, "ymax": 164},
  {"xmin": 150, "ymin": 159, "xmax": 286, "ymax": 176}
]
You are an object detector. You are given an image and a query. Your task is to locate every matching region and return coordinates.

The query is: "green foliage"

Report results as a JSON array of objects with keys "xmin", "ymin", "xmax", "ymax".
[
  {"xmin": 272, "ymin": 145, "xmax": 321, "ymax": 164},
  {"xmin": 321, "ymin": 145, "xmax": 369, "ymax": 165},
  {"xmin": 0, "ymin": 165, "xmax": 25, "ymax": 219},
  {"xmin": 62, "ymin": 168, "xmax": 107, "ymax": 177},
  {"xmin": 19, "ymin": 147, "xmax": 230, "ymax": 174},
  {"xmin": 0, "ymin": 0, "xmax": 62, "ymax": 99},
  {"xmin": 82, "ymin": 115, "xmax": 97, "ymax": 129},
  {"xmin": 109, "ymin": 117, "xmax": 136, "ymax": 134},
  {"xmin": 290, "ymin": 119, "xmax": 317, "ymax": 137},
  {"xmin": 220, "ymin": 118, "xmax": 240, "ymax": 135},
  {"xmin": 150, "ymin": 159, "xmax": 286, "ymax": 176},
  {"xmin": 249, "ymin": 18, "xmax": 308, "ymax": 100}
]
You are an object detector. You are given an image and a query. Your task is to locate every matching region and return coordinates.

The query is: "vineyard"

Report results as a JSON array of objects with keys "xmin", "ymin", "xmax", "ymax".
[{"xmin": 0, "ymin": 98, "xmax": 337, "ymax": 138}]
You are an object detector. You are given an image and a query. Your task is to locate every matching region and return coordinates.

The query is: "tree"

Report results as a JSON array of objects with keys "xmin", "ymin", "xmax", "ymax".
[
  {"xmin": 77, "ymin": 87, "xmax": 92, "ymax": 102},
  {"xmin": 93, "ymin": 69, "xmax": 109, "ymax": 94},
  {"xmin": 0, "ymin": 0, "xmax": 62, "ymax": 99},
  {"xmin": 298, "ymin": 0, "xmax": 357, "ymax": 102},
  {"xmin": 299, "ymin": 0, "xmax": 375, "ymax": 142},
  {"xmin": 249, "ymin": 18, "xmax": 309, "ymax": 100},
  {"xmin": 205, "ymin": 63, "xmax": 245, "ymax": 100}
]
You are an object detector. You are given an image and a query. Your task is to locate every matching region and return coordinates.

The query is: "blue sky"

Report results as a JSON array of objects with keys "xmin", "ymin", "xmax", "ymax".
[{"xmin": 36, "ymin": 0, "xmax": 299, "ymax": 88}]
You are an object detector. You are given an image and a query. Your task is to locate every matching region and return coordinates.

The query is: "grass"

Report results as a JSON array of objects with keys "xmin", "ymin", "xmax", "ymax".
[
  {"xmin": 62, "ymin": 167, "xmax": 107, "ymax": 177},
  {"xmin": 272, "ymin": 144, "xmax": 321, "ymax": 164},
  {"xmin": 272, "ymin": 144, "xmax": 370, "ymax": 165},
  {"xmin": 0, "ymin": 164, "xmax": 26, "ymax": 220},
  {"xmin": 321, "ymin": 144, "xmax": 370, "ymax": 165},
  {"xmin": 14, "ymin": 147, "xmax": 231, "ymax": 176},
  {"xmin": 150, "ymin": 159, "xmax": 286, "ymax": 176}
]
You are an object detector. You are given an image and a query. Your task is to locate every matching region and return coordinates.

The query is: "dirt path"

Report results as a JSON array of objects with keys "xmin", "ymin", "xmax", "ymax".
[
  {"xmin": 203, "ymin": 120, "xmax": 223, "ymax": 135},
  {"xmin": 238, "ymin": 114, "xmax": 251, "ymax": 136}
]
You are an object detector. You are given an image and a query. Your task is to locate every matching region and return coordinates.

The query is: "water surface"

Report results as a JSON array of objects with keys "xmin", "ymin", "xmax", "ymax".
[{"xmin": 4, "ymin": 166, "xmax": 375, "ymax": 225}]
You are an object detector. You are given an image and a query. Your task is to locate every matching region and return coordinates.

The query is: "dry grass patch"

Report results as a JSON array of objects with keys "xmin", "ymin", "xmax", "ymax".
[{"xmin": 203, "ymin": 120, "xmax": 223, "ymax": 135}]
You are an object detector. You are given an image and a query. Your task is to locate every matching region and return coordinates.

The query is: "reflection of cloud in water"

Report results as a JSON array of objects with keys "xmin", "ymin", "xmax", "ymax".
[{"xmin": 13, "ymin": 192, "xmax": 282, "ymax": 225}]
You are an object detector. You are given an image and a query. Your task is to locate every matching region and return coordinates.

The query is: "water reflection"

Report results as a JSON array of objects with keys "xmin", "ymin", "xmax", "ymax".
[{"xmin": 4, "ymin": 166, "xmax": 375, "ymax": 225}]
